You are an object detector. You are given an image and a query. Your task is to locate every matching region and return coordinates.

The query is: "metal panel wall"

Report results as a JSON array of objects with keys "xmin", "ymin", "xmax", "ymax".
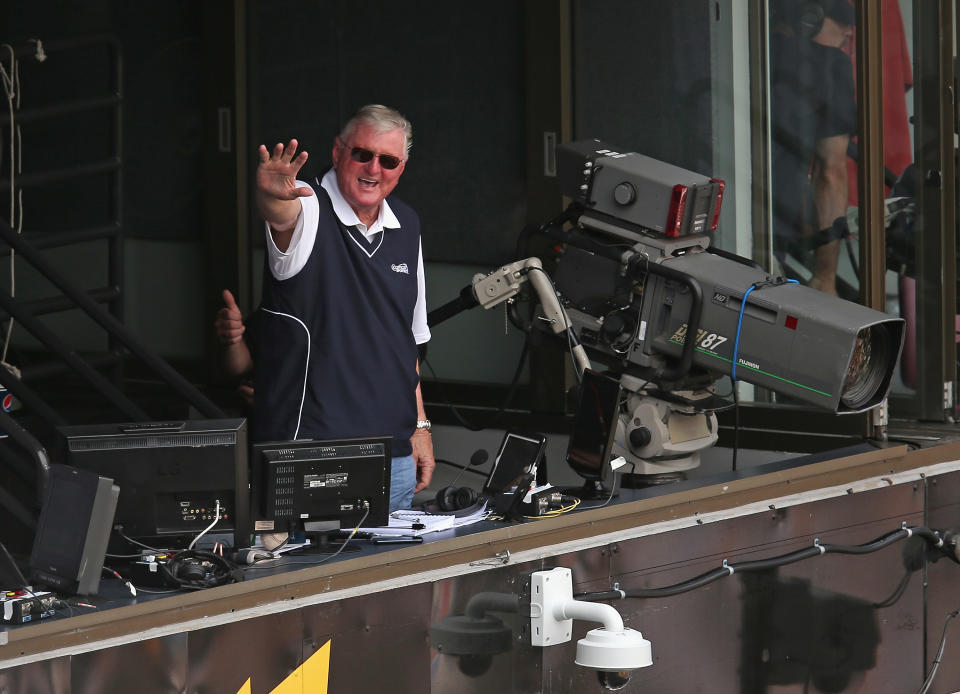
[
  {"xmin": 0, "ymin": 468, "xmax": 957, "ymax": 693},
  {"xmin": 424, "ymin": 480, "xmax": 936, "ymax": 693},
  {"xmin": 429, "ymin": 558, "xmax": 547, "ymax": 694},
  {"xmin": 925, "ymin": 470, "xmax": 960, "ymax": 694},
  {"xmin": 185, "ymin": 611, "xmax": 303, "ymax": 694},
  {"xmin": 71, "ymin": 634, "xmax": 187, "ymax": 694},
  {"xmin": 0, "ymin": 656, "xmax": 69, "ymax": 694},
  {"xmin": 305, "ymin": 582, "xmax": 434, "ymax": 693}
]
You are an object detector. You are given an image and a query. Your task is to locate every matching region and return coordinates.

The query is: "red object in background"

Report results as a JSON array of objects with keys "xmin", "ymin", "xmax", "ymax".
[{"xmin": 843, "ymin": 0, "xmax": 914, "ymax": 203}]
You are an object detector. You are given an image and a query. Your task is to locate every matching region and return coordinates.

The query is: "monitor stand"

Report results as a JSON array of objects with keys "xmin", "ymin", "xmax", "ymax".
[{"xmin": 282, "ymin": 522, "xmax": 363, "ymax": 555}]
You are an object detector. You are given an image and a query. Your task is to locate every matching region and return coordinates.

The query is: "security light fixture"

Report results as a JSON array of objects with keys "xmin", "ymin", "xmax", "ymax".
[{"xmin": 530, "ymin": 567, "xmax": 653, "ymax": 681}]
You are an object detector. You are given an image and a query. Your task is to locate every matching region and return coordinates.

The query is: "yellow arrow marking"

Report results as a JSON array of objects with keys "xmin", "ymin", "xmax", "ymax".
[{"xmin": 235, "ymin": 640, "xmax": 331, "ymax": 694}]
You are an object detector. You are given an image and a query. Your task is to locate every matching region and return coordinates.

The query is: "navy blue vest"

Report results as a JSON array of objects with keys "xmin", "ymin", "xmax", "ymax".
[{"xmin": 253, "ymin": 181, "xmax": 422, "ymax": 456}]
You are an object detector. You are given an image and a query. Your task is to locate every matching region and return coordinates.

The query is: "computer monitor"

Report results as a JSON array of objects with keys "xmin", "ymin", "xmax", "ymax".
[
  {"xmin": 251, "ymin": 436, "xmax": 392, "ymax": 534},
  {"xmin": 57, "ymin": 419, "xmax": 249, "ymax": 550},
  {"xmin": 564, "ymin": 369, "xmax": 622, "ymax": 500}
]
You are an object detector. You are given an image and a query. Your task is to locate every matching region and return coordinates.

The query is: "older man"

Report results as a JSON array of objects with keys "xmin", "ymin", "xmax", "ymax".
[{"xmin": 239, "ymin": 104, "xmax": 434, "ymax": 512}]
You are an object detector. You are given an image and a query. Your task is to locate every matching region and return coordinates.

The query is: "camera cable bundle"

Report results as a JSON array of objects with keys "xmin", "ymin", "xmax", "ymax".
[{"xmin": 157, "ymin": 549, "xmax": 243, "ymax": 591}]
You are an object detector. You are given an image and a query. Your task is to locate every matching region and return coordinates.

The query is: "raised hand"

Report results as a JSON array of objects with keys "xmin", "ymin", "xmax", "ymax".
[
  {"xmin": 256, "ymin": 139, "xmax": 313, "ymax": 202},
  {"xmin": 255, "ymin": 140, "xmax": 314, "ymax": 246}
]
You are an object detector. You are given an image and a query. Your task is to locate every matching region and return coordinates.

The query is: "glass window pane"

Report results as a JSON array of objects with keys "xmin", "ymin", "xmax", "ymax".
[
  {"xmin": 830, "ymin": 1, "xmax": 918, "ymax": 405},
  {"xmin": 870, "ymin": 0, "xmax": 917, "ymax": 403},
  {"xmin": 571, "ymin": 0, "xmax": 949, "ymax": 425},
  {"xmin": 768, "ymin": 0, "xmax": 858, "ymax": 299},
  {"xmin": 889, "ymin": 0, "xmax": 957, "ymax": 421}
]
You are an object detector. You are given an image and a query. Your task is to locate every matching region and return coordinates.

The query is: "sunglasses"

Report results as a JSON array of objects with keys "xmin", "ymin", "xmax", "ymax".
[{"xmin": 345, "ymin": 145, "xmax": 403, "ymax": 170}]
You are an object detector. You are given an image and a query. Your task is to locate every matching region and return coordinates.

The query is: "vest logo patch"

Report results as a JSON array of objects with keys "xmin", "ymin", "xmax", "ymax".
[{"xmin": 391, "ymin": 263, "xmax": 410, "ymax": 274}]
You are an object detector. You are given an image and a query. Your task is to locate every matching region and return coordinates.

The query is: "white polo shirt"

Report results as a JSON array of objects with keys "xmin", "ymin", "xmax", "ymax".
[{"xmin": 264, "ymin": 169, "xmax": 430, "ymax": 345}]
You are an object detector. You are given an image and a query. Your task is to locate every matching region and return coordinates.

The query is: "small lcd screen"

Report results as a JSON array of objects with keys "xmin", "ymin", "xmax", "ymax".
[
  {"xmin": 566, "ymin": 370, "xmax": 622, "ymax": 479},
  {"xmin": 485, "ymin": 432, "xmax": 546, "ymax": 495}
]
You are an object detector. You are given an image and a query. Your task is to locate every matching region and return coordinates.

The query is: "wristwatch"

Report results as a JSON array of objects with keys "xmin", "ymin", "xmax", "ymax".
[{"xmin": 415, "ymin": 419, "xmax": 432, "ymax": 432}]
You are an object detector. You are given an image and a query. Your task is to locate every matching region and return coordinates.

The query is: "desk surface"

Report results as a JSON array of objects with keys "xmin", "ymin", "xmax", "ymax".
[{"xmin": 2, "ymin": 439, "xmax": 956, "ymax": 669}]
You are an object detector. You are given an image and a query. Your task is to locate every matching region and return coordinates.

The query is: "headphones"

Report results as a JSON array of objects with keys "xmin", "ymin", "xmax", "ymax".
[
  {"xmin": 435, "ymin": 485, "xmax": 480, "ymax": 512},
  {"xmin": 797, "ymin": 0, "xmax": 851, "ymax": 39},
  {"xmin": 796, "ymin": 1, "xmax": 825, "ymax": 38},
  {"xmin": 772, "ymin": 0, "xmax": 827, "ymax": 39},
  {"xmin": 160, "ymin": 549, "xmax": 243, "ymax": 591}
]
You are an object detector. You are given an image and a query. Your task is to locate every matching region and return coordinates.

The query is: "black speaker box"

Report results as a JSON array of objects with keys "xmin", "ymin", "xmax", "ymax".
[{"xmin": 29, "ymin": 464, "xmax": 118, "ymax": 596}]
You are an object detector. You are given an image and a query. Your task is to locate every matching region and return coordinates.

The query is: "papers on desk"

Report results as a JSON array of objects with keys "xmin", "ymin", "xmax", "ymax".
[
  {"xmin": 360, "ymin": 503, "xmax": 489, "ymax": 536},
  {"xmin": 363, "ymin": 514, "xmax": 454, "ymax": 536},
  {"xmin": 249, "ymin": 539, "xmax": 311, "ymax": 555}
]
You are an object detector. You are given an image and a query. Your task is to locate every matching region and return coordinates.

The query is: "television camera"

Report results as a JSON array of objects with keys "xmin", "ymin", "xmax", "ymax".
[{"xmin": 430, "ymin": 139, "xmax": 904, "ymax": 480}]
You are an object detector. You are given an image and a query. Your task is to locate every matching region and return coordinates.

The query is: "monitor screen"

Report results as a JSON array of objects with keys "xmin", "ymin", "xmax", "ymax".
[
  {"xmin": 566, "ymin": 369, "xmax": 622, "ymax": 481},
  {"xmin": 58, "ymin": 418, "xmax": 248, "ymax": 549},
  {"xmin": 251, "ymin": 436, "xmax": 392, "ymax": 531},
  {"xmin": 485, "ymin": 431, "xmax": 547, "ymax": 495}
]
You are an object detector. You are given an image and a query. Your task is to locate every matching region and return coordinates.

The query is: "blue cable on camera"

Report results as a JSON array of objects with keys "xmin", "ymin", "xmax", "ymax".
[{"xmin": 731, "ymin": 278, "xmax": 799, "ymax": 382}]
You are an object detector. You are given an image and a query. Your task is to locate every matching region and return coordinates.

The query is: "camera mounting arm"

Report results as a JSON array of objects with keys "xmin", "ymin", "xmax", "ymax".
[{"xmin": 427, "ymin": 257, "xmax": 592, "ymax": 376}]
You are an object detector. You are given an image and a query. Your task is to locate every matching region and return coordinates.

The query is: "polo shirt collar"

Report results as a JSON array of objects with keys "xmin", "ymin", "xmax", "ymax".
[{"xmin": 320, "ymin": 169, "xmax": 400, "ymax": 233}]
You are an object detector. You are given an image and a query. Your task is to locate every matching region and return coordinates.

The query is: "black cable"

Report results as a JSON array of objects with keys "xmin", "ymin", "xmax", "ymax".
[
  {"xmin": 0, "ymin": 538, "xmax": 29, "ymax": 590},
  {"xmin": 0, "ymin": 540, "xmax": 71, "ymax": 623},
  {"xmin": 514, "ymin": 203, "xmax": 585, "ymax": 259},
  {"xmin": 445, "ymin": 451, "xmax": 490, "ymax": 488},
  {"xmin": 434, "ymin": 458, "xmax": 488, "ymax": 479},
  {"xmin": 421, "ymin": 333, "xmax": 531, "ymax": 432},
  {"xmin": 50, "ymin": 599, "xmax": 75, "ymax": 619},
  {"xmin": 157, "ymin": 550, "xmax": 241, "ymax": 592},
  {"xmin": 916, "ymin": 608, "xmax": 960, "ymax": 694},
  {"xmin": 102, "ymin": 566, "xmax": 138, "ymax": 597},
  {"xmin": 731, "ymin": 383, "xmax": 740, "ymax": 472},
  {"xmin": 565, "ymin": 328, "xmax": 583, "ymax": 386},
  {"xmin": 872, "ymin": 570, "xmax": 912, "ymax": 609},
  {"xmin": 0, "ymin": 541, "xmax": 66, "ymax": 630},
  {"xmin": 131, "ymin": 586, "xmax": 181, "ymax": 595},
  {"xmin": 575, "ymin": 526, "xmax": 941, "ymax": 602},
  {"xmin": 823, "ymin": 528, "xmax": 934, "ymax": 554},
  {"xmin": 577, "ymin": 472, "xmax": 620, "ymax": 511},
  {"xmin": 115, "ymin": 527, "xmax": 171, "ymax": 554}
]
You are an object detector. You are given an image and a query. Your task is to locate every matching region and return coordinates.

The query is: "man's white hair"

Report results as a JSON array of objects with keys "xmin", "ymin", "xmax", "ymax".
[{"xmin": 340, "ymin": 104, "xmax": 413, "ymax": 157}]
